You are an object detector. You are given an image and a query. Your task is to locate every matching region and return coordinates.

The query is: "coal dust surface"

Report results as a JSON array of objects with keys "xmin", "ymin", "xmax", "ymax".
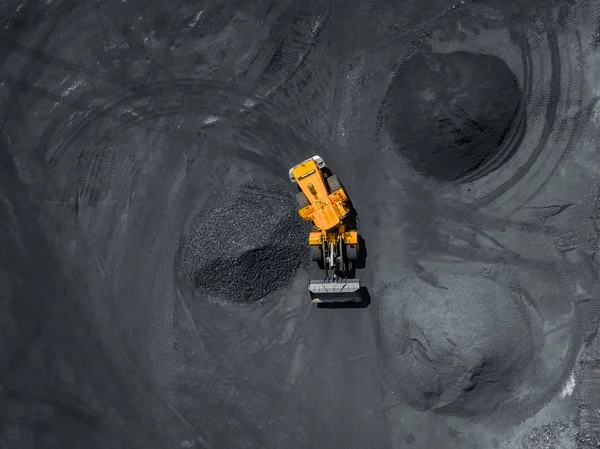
[
  {"xmin": 379, "ymin": 272, "xmax": 537, "ymax": 416},
  {"xmin": 178, "ymin": 182, "xmax": 307, "ymax": 304},
  {"xmin": 1, "ymin": 0, "xmax": 597, "ymax": 447},
  {"xmin": 383, "ymin": 51, "xmax": 522, "ymax": 181}
]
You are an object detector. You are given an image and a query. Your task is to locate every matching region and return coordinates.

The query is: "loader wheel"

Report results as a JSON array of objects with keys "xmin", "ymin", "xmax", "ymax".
[
  {"xmin": 346, "ymin": 245, "xmax": 358, "ymax": 260},
  {"xmin": 296, "ymin": 191, "xmax": 309, "ymax": 209},
  {"xmin": 327, "ymin": 174, "xmax": 342, "ymax": 193},
  {"xmin": 310, "ymin": 245, "xmax": 322, "ymax": 261}
]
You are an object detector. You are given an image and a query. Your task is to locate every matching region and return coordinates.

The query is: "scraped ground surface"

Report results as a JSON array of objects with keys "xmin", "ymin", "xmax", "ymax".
[{"xmin": 2, "ymin": 0, "xmax": 600, "ymax": 448}]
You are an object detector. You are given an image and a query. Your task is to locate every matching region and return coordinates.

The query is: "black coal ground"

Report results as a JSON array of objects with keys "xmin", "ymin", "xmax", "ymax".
[
  {"xmin": 1, "ymin": 0, "xmax": 598, "ymax": 448},
  {"xmin": 383, "ymin": 51, "xmax": 522, "ymax": 182}
]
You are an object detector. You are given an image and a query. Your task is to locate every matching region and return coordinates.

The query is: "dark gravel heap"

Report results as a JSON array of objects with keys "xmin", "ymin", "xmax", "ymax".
[
  {"xmin": 179, "ymin": 182, "xmax": 307, "ymax": 304},
  {"xmin": 383, "ymin": 51, "xmax": 522, "ymax": 181},
  {"xmin": 378, "ymin": 272, "xmax": 536, "ymax": 416}
]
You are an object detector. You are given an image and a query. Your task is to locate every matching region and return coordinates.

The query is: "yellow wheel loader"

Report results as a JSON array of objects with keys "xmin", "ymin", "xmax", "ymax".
[{"xmin": 289, "ymin": 155, "xmax": 362, "ymax": 304}]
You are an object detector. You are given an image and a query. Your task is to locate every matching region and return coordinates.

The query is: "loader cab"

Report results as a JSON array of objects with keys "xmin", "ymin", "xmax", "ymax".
[{"xmin": 288, "ymin": 155, "xmax": 326, "ymax": 184}]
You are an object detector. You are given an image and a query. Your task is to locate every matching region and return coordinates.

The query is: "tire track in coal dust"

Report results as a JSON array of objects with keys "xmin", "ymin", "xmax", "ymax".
[
  {"xmin": 0, "ymin": 0, "xmax": 76, "ymax": 132},
  {"xmin": 76, "ymin": 143, "xmax": 118, "ymax": 209},
  {"xmin": 2, "ymin": 49, "xmax": 318, "ymax": 353},
  {"xmin": 454, "ymin": 7, "xmax": 600, "ymax": 424},
  {"xmin": 0, "ymin": 2, "xmax": 207, "ymax": 447},
  {"xmin": 576, "ymin": 359, "xmax": 600, "ymax": 447},
  {"xmin": 458, "ymin": 14, "xmax": 589, "ymax": 212},
  {"xmin": 371, "ymin": 1, "xmax": 597, "ymax": 433},
  {"xmin": 1, "ymin": 0, "xmax": 327, "ymax": 184},
  {"xmin": 0, "ymin": 147, "xmax": 160, "ymax": 448},
  {"xmin": 163, "ymin": 94, "xmax": 322, "ymax": 449},
  {"xmin": 182, "ymin": 374, "xmax": 312, "ymax": 449},
  {"xmin": 234, "ymin": 0, "xmax": 328, "ymax": 99},
  {"xmin": 2, "ymin": 4, "xmax": 343, "ymax": 447},
  {"xmin": 42, "ymin": 69, "xmax": 318, "ymax": 448},
  {"xmin": 0, "ymin": 33, "xmax": 308, "ymax": 162},
  {"xmin": 0, "ymin": 1, "xmax": 123, "ymax": 446},
  {"xmin": 25, "ymin": 75, "xmax": 314, "ymax": 183},
  {"xmin": 508, "ymin": 31, "xmax": 589, "ymax": 210},
  {"xmin": 376, "ymin": 1, "xmax": 588, "ymax": 211}
]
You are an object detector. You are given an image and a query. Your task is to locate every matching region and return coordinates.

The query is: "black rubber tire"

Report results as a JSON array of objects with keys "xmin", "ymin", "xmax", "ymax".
[
  {"xmin": 327, "ymin": 174, "xmax": 342, "ymax": 192},
  {"xmin": 310, "ymin": 245, "xmax": 322, "ymax": 261},
  {"xmin": 346, "ymin": 245, "xmax": 358, "ymax": 260},
  {"xmin": 296, "ymin": 191, "xmax": 309, "ymax": 209}
]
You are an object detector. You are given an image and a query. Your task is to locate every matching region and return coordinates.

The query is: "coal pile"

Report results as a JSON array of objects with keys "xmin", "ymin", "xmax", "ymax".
[
  {"xmin": 179, "ymin": 183, "xmax": 307, "ymax": 304},
  {"xmin": 383, "ymin": 51, "xmax": 522, "ymax": 181},
  {"xmin": 378, "ymin": 272, "xmax": 536, "ymax": 417}
]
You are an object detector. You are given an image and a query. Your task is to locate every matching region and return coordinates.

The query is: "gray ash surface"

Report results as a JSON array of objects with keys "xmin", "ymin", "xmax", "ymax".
[
  {"xmin": 383, "ymin": 51, "xmax": 522, "ymax": 181},
  {"xmin": 379, "ymin": 272, "xmax": 536, "ymax": 417},
  {"xmin": 523, "ymin": 421, "xmax": 575, "ymax": 449},
  {"xmin": 179, "ymin": 182, "xmax": 307, "ymax": 304}
]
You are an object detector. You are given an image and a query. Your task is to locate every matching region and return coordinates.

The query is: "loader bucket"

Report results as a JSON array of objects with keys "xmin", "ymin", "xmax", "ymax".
[{"xmin": 308, "ymin": 279, "xmax": 362, "ymax": 303}]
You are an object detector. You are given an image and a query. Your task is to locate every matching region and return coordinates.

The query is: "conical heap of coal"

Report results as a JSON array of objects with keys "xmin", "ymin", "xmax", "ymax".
[{"xmin": 384, "ymin": 51, "xmax": 522, "ymax": 181}]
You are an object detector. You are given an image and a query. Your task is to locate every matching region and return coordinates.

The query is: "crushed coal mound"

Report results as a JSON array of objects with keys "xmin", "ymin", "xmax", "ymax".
[
  {"xmin": 383, "ymin": 51, "xmax": 522, "ymax": 181},
  {"xmin": 378, "ymin": 272, "xmax": 536, "ymax": 417},
  {"xmin": 193, "ymin": 244, "xmax": 301, "ymax": 303},
  {"xmin": 179, "ymin": 182, "xmax": 307, "ymax": 304}
]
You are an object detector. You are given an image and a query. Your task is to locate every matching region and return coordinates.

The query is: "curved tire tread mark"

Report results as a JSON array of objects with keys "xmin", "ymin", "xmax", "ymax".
[
  {"xmin": 44, "ymin": 77, "xmax": 308, "ymax": 166},
  {"xmin": 0, "ymin": 153, "xmax": 144, "ymax": 448},
  {"xmin": 514, "ymin": 30, "xmax": 589, "ymax": 209},
  {"xmin": 0, "ymin": 0, "xmax": 76, "ymax": 134},
  {"xmin": 464, "ymin": 3, "xmax": 588, "ymax": 211},
  {"xmin": 464, "ymin": 32, "xmax": 562, "ymax": 209}
]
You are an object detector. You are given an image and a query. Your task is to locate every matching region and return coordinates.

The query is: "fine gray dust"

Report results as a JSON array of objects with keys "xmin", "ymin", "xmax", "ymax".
[
  {"xmin": 379, "ymin": 272, "xmax": 537, "ymax": 417},
  {"xmin": 383, "ymin": 51, "xmax": 522, "ymax": 182}
]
